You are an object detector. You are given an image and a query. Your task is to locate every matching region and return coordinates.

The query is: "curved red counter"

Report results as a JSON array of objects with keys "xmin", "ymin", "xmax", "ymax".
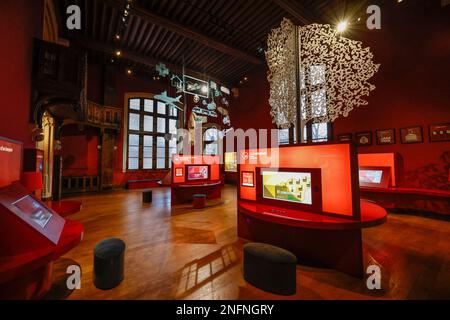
[
  {"xmin": 0, "ymin": 219, "xmax": 83, "ymax": 299},
  {"xmin": 361, "ymin": 187, "xmax": 450, "ymax": 216},
  {"xmin": 46, "ymin": 200, "xmax": 82, "ymax": 218},
  {"xmin": 171, "ymin": 181, "xmax": 223, "ymax": 205},
  {"xmin": 238, "ymin": 200, "xmax": 387, "ymax": 278},
  {"xmin": 0, "ymin": 183, "xmax": 84, "ymax": 300},
  {"xmin": 239, "ymin": 200, "xmax": 387, "ymax": 230}
]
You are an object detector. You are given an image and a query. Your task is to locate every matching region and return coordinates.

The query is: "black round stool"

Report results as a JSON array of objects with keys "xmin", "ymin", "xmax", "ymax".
[
  {"xmin": 243, "ymin": 242, "xmax": 297, "ymax": 295},
  {"xmin": 93, "ymin": 238, "xmax": 126, "ymax": 290},
  {"xmin": 143, "ymin": 190, "xmax": 152, "ymax": 203}
]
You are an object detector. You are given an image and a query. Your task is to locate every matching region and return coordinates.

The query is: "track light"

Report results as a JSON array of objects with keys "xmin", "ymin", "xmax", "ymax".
[{"xmin": 336, "ymin": 21, "xmax": 349, "ymax": 33}]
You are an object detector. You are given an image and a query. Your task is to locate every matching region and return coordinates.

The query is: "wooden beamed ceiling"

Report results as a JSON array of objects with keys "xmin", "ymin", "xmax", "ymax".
[{"xmin": 55, "ymin": 0, "xmax": 336, "ymax": 85}]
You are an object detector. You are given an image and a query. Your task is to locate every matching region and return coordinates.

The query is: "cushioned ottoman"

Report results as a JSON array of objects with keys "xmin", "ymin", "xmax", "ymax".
[
  {"xmin": 193, "ymin": 194, "xmax": 206, "ymax": 209},
  {"xmin": 93, "ymin": 238, "xmax": 126, "ymax": 290},
  {"xmin": 243, "ymin": 242, "xmax": 297, "ymax": 295},
  {"xmin": 142, "ymin": 190, "xmax": 152, "ymax": 203}
]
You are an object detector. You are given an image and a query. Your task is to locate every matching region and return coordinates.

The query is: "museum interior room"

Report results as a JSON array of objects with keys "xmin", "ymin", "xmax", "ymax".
[{"xmin": 0, "ymin": 0, "xmax": 449, "ymax": 301}]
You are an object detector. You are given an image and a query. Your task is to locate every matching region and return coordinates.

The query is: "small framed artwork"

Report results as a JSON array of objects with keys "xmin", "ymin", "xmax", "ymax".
[
  {"xmin": 241, "ymin": 171, "xmax": 254, "ymax": 187},
  {"xmin": 355, "ymin": 132, "xmax": 372, "ymax": 146},
  {"xmin": 337, "ymin": 133, "xmax": 353, "ymax": 142},
  {"xmin": 376, "ymin": 129, "xmax": 396, "ymax": 145},
  {"xmin": 429, "ymin": 123, "xmax": 450, "ymax": 142},
  {"xmin": 400, "ymin": 126, "xmax": 423, "ymax": 144},
  {"xmin": 175, "ymin": 167, "xmax": 183, "ymax": 177}
]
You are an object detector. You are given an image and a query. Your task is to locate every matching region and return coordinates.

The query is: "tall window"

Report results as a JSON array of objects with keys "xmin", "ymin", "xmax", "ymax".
[
  {"xmin": 204, "ymin": 127, "xmax": 219, "ymax": 155},
  {"xmin": 277, "ymin": 128, "xmax": 290, "ymax": 145},
  {"xmin": 300, "ymin": 65, "xmax": 332, "ymax": 143},
  {"xmin": 276, "ymin": 65, "xmax": 332, "ymax": 146},
  {"xmin": 127, "ymin": 98, "xmax": 178, "ymax": 170}
]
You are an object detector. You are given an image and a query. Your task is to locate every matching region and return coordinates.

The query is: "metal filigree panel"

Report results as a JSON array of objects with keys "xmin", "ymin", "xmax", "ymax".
[
  {"xmin": 266, "ymin": 20, "xmax": 380, "ymax": 127},
  {"xmin": 265, "ymin": 18, "xmax": 297, "ymax": 129}
]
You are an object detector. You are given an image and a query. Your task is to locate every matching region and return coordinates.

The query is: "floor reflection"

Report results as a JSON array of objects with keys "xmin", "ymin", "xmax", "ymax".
[{"xmin": 173, "ymin": 244, "xmax": 240, "ymax": 299}]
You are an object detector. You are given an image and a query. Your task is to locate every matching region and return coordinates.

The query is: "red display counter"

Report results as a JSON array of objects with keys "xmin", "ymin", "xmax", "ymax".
[
  {"xmin": 237, "ymin": 143, "xmax": 388, "ymax": 278},
  {"xmin": 171, "ymin": 181, "xmax": 223, "ymax": 205},
  {"xmin": 358, "ymin": 153, "xmax": 450, "ymax": 215},
  {"xmin": 238, "ymin": 199, "xmax": 386, "ymax": 278},
  {"xmin": 171, "ymin": 155, "xmax": 223, "ymax": 205},
  {"xmin": 45, "ymin": 200, "xmax": 82, "ymax": 218},
  {"xmin": 0, "ymin": 136, "xmax": 83, "ymax": 299},
  {"xmin": 360, "ymin": 187, "xmax": 450, "ymax": 216},
  {"xmin": 0, "ymin": 183, "xmax": 84, "ymax": 299}
]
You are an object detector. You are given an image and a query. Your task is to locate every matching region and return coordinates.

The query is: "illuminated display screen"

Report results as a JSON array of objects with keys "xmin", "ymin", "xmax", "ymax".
[
  {"xmin": 224, "ymin": 152, "xmax": 237, "ymax": 172},
  {"xmin": 359, "ymin": 170, "xmax": 383, "ymax": 184},
  {"xmin": 262, "ymin": 171, "xmax": 312, "ymax": 205},
  {"xmin": 13, "ymin": 195, "xmax": 53, "ymax": 228},
  {"xmin": 187, "ymin": 165, "xmax": 209, "ymax": 181}
]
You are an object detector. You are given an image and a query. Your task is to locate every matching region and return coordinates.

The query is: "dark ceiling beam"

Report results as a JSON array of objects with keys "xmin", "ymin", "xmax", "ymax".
[
  {"xmin": 103, "ymin": 0, "xmax": 262, "ymax": 65},
  {"xmin": 74, "ymin": 37, "xmax": 229, "ymax": 86},
  {"xmin": 271, "ymin": 0, "xmax": 316, "ymax": 25}
]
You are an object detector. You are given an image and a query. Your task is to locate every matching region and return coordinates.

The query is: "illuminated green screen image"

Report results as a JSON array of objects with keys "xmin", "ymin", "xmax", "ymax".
[{"xmin": 262, "ymin": 171, "xmax": 312, "ymax": 205}]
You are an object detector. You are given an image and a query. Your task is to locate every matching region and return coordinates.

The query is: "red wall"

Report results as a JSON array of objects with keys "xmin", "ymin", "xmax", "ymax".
[
  {"xmin": 0, "ymin": 0, "xmax": 44, "ymax": 148},
  {"xmin": 235, "ymin": 2, "xmax": 450, "ymax": 190},
  {"xmin": 333, "ymin": 2, "xmax": 450, "ymax": 190},
  {"xmin": 61, "ymin": 125, "xmax": 99, "ymax": 177},
  {"xmin": 231, "ymin": 70, "xmax": 275, "ymax": 133}
]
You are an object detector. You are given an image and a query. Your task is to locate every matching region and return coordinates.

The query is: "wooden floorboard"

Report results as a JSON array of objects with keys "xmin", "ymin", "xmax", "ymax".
[{"xmin": 45, "ymin": 185, "xmax": 450, "ymax": 300}]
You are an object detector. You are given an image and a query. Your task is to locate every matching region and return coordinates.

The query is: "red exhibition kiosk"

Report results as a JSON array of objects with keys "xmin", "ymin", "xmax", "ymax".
[
  {"xmin": 0, "ymin": 136, "xmax": 84, "ymax": 300},
  {"xmin": 238, "ymin": 143, "xmax": 388, "ymax": 278},
  {"xmin": 171, "ymin": 155, "xmax": 223, "ymax": 205},
  {"xmin": 358, "ymin": 153, "xmax": 450, "ymax": 215}
]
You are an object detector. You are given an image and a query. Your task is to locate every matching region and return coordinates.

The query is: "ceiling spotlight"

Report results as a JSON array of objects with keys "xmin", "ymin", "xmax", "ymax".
[
  {"xmin": 127, "ymin": 68, "xmax": 132, "ymax": 75},
  {"xmin": 115, "ymin": 50, "xmax": 122, "ymax": 57},
  {"xmin": 115, "ymin": 34, "xmax": 121, "ymax": 40},
  {"xmin": 336, "ymin": 21, "xmax": 349, "ymax": 33}
]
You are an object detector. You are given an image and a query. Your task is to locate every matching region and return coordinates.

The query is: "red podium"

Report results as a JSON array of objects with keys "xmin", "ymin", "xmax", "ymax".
[
  {"xmin": 238, "ymin": 143, "xmax": 387, "ymax": 278},
  {"xmin": 170, "ymin": 155, "xmax": 223, "ymax": 205},
  {"xmin": 0, "ymin": 136, "xmax": 83, "ymax": 299}
]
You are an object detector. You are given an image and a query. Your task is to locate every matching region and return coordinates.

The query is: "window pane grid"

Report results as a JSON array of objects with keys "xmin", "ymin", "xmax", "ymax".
[{"xmin": 127, "ymin": 98, "xmax": 178, "ymax": 170}]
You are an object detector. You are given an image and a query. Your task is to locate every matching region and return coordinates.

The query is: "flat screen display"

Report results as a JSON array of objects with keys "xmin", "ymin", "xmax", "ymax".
[
  {"xmin": 262, "ymin": 171, "xmax": 312, "ymax": 205},
  {"xmin": 187, "ymin": 165, "xmax": 209, "ymax": 181},
  {"xmin": 13, "ymin": 195, "xmax": 53, "ymax": 228},
  {"xmin": 224, "ymin": 152, "xmax": 237, "ymax": 172},
  {"xmin": 359, "ymin": 169, "xmax": 383, "ymax": 184}
]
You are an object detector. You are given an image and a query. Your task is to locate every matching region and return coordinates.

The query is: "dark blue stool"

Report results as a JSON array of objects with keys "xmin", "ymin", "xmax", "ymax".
[
  {"xmin": 93, "ymin": 238, "xmax": 126, "ymax": 290},
  {"xmin": 143, "ymin": 190, "xmax": 152, "ymax": 203},
  {"xmin": 243, "ymin": 242, "xmax": 297, "ymax": 295}
]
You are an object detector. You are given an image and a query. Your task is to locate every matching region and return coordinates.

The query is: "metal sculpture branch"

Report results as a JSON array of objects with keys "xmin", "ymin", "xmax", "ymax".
[{"xmin": 266, "ymin": 19, "xmax": 380, "ymax": 128}]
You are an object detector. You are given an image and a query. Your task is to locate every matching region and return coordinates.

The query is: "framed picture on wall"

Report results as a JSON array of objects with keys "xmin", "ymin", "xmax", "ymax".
[
  {"xmin": 241, "ymin": 171, "xmax": 254, "ymax": 187},
  {"xmin": 376, "ymin": 129, "xmax": 396, "ymax": 145},
  {"xmin": 429, "ymin": 123, "xmax": 450, "ymax": 142},
  {"xmin": 400, "ymin": 126, "xmax": 423, "ymax": 144},
  {"xmin": 337, "ymin": 133, "xmax": 353, "ymax": 142},
  {"xmin": 355, "ymin": 132, "xmax": 372, "ymax": 146},
  {"xmin": 175, "ymin": 168, "xmax": 183, "ymax": 177}
]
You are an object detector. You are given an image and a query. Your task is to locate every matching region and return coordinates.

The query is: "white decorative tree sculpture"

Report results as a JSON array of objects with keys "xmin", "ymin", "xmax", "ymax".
[{"xmin": 266, "ymin": 18, "xmax": 380, "ymax": 131}]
